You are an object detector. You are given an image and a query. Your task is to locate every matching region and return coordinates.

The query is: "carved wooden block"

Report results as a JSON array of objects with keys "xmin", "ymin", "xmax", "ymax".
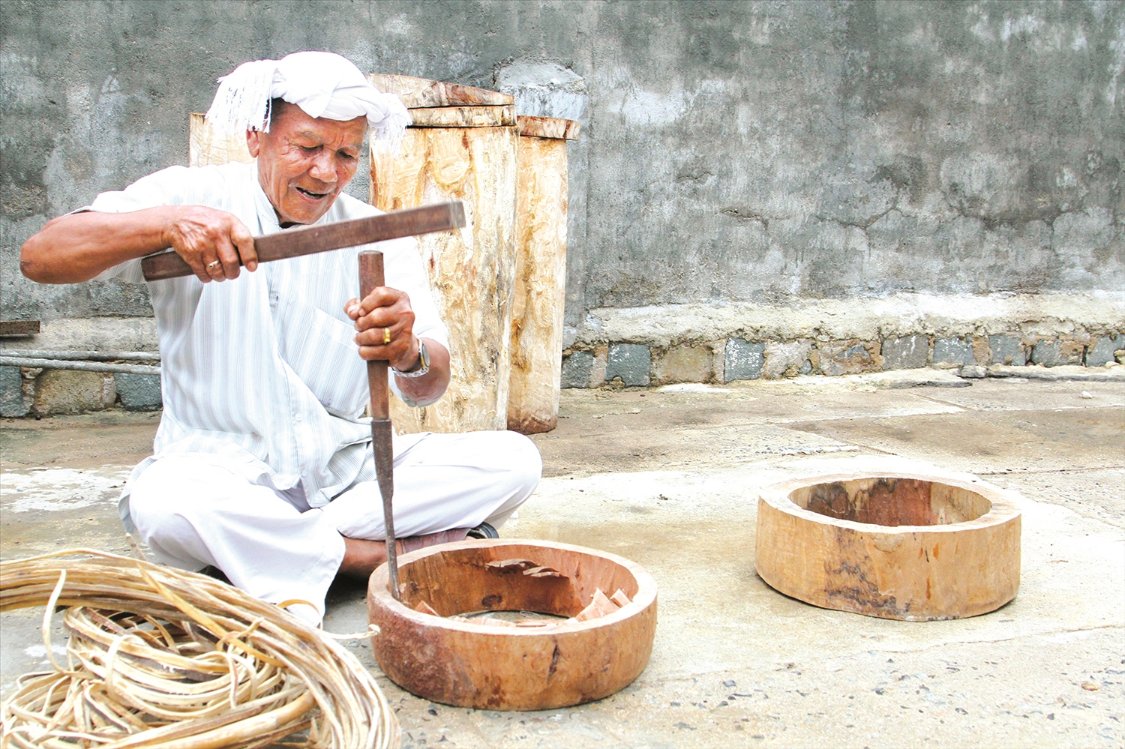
[
  {"xmin": 371, "ymin": 120, "xmax": 518, "ymax": 433},
  {"xmin": 368, "ymin": 74, "xmax": 514, "ymax": 109},
  {"xmin": 517, "ymin": 115, "xmax": 582, "ymax": 141},
  {"xmin": 506, "ymin": 116, "xmax": 578, "ymax": 434},
  {"xmin": 188, "ymin": 113, "xmax": 252, "ymax": 166},
  {"xmin": 407, "ymin": 106, "xmax": 515, "ymax": 128}
]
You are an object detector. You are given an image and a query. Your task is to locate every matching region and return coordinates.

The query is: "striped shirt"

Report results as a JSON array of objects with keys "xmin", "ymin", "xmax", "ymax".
[{"xmin": 91, "ymin": 162, "xmax": 449, "ymax": 521}]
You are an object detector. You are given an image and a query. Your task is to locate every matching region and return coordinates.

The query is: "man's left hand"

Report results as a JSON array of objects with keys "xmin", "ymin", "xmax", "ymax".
[{"xmin": 346, "ymin": 287, "xmax": 421, "ymax": 372}]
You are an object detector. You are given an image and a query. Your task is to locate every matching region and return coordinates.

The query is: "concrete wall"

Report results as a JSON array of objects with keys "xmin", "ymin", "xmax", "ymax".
[{"xmin": 2, "ymin": 1, "xmax": 1123, "ymax": 412}]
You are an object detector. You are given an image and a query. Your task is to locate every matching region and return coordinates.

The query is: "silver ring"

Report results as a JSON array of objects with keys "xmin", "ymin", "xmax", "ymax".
[{"xmin": 206, "ymin": 260, "xmax": 221, "ymax": 271}]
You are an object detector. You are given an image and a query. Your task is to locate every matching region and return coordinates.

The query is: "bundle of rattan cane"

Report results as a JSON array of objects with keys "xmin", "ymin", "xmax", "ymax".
[{"xmin": 0, "ymin": 549, "xmax": 399, "ymax": 748}]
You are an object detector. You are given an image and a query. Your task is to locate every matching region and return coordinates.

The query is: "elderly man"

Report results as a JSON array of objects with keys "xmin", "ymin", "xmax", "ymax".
[{"xmin": 21, "ymin": 51, "xmax": 541, "ymax": 624}]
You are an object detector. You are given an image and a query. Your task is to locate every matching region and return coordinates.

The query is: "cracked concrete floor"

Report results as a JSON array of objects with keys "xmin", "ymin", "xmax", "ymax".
[{"xmin": 2, "ymin": 370, "xmax": 1123, "ymax": 748}]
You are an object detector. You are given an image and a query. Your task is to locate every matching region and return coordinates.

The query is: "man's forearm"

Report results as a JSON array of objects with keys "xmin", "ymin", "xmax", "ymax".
[{"xmin": 20, "ymin": 208, "xmax": 174, "ymax": 284}]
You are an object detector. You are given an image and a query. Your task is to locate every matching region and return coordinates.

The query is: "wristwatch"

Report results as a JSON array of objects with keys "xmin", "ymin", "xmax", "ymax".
[{"xmin": 392, "ymin": 339, "xmax": 430, "ymax": 378}]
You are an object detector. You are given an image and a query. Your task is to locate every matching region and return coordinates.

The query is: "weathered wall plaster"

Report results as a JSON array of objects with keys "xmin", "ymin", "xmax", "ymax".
[{"xmin": 1, "ymin": 1, "xmax": 1121, "ymax": 411}]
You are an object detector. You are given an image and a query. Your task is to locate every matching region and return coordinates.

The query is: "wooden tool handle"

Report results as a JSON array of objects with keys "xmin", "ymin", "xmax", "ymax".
[
  {"xmin": 359, "ymin": 251, "xmax": 390, "ymax": 420},
  {"xmin": 141, "ymin": 202, "xmax": 465, "ymax": 281}
]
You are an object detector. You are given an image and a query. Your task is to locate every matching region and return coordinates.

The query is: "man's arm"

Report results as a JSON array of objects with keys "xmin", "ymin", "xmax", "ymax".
[
  {"xmin": 21, "ymin": 205, "xmax": 258, "ymax": 284},
  {"xmin": 391, "ymin": 336, "xmax": 451, "ymax": 408}
]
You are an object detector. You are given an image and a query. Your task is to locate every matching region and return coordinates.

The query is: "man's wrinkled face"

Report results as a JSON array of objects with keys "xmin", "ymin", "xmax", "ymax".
[{"xmin": 247, "ymin": 102, "xmax": 367, "ymax": 226}]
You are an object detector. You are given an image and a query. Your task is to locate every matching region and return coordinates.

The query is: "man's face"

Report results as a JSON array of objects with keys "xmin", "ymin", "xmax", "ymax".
[{"xmin": 247, "ymin": 102, "xmax": 368, "ymax": 225}]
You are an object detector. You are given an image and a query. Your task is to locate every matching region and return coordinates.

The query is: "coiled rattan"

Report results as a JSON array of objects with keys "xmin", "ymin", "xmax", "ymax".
[{"xmin": 0, "ymin": 549, "xmax": 399, "ymax": 748}]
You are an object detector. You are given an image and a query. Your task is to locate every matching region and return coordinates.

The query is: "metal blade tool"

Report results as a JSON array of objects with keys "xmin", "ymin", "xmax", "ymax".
[{"xmin": 360, "ymin": 250, "xmax": 402, "ymax": 600}]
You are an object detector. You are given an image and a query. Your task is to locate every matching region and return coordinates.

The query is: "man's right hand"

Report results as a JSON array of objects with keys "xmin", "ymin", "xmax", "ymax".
[
  {"xmin": 164, "ymin": 206, "xmax": 258, "ymax": 282},
  {"xmin": 21, "ymin": 205, "xmax": 257, "ymax": 285}
]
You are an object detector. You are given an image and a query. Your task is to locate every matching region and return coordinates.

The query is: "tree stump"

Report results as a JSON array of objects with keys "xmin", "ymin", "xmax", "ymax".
[
  {"xmin": 506, "ymin": 116, "xmax": 580, "ymax": 434},
  {"xmin": 369, "ymin": 75, "xmax": 518, "ymax": 433}
]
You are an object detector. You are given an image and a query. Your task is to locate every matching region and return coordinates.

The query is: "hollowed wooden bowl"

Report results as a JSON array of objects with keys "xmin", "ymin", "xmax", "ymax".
[
  {"xmin": 367, "ymin": 539, "xmax": 657, "ymax": 710},
  {"xmin": 755, "ymin": 471, "xmax": 1021, "ymax": 620}
]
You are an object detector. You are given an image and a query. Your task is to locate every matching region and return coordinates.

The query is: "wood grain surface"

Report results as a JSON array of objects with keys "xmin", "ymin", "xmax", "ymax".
[
  {"xmin": 755, "ymin": 471, "xmax": 1022, "ymax": 621},
  {"xmin": 367, "ymin": 539, "xmax": 658, "ymax": 710}
]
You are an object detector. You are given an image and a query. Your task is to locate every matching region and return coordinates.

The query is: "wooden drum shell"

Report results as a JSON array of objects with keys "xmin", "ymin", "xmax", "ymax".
[
  {"xmin": 367, "ymin": 539, "xmax": 657, "ymax": 710},
  {"xmin": 755, "ymin": 471, "xmax": 1021, "ymax": 621}
]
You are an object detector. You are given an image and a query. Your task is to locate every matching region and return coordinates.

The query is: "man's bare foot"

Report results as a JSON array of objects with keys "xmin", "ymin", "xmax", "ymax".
[
  {"xmin": 339, "ymin": 537, "xmax": 389, "ymax": 578},
  {"xmin": 337, "ymin": 529, "xmax": 472, "ymax": 579}
]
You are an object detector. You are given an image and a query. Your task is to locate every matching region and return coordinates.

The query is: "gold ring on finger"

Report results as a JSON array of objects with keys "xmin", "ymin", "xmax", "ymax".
[{"xmin": 383, "ymin": 328, "xmax": 392, "ymax": 345}]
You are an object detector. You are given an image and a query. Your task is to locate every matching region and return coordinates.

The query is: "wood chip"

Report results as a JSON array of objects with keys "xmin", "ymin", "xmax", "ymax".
[
  {"xmin": 451, "ymin": 610, "xmax": 561, "ymax": 628},
  {"xmin": 413, "ymin": 600, "xmax": 440, "ymax": 616},
  {"xmin": 572, "ymin": 589, "xmax": 621, "ymax": 622},
  {"xmin": 485, "ymin": 559, "xmax": 566, "ymax": 579},
  {"xmin": 486, "ymin": 558, "xmax": 537, "ymax": 572},
  {"xmin": 610, "ymin": 589, "xmax": 632, "ymax": 607}
]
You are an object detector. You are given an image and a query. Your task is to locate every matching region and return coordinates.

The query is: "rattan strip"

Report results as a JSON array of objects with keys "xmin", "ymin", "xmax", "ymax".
[{"xmin": 0, "ymin": 549, "xmax": 399, "ymax": 748}]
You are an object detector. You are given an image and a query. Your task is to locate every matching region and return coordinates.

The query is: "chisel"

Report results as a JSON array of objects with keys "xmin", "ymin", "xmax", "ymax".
[{"xmin": 359, "ymin": 250, "xmax": 401, "ymax": 600}]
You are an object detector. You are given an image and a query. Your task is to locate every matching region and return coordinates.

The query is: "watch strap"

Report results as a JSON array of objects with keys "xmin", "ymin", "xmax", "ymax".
[{"xmin": 392, "ymin": 338, "xmax": 430, "ymax": 378}]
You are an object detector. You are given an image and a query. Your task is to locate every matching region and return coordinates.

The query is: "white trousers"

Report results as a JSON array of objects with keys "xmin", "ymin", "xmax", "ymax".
[{"xmin": 127, "ymin": 430, "xmax": 541, "ymax": 622}]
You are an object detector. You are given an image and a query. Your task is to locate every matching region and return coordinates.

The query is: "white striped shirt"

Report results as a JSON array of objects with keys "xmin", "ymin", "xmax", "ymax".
[{"xmin": 91, "ymin": 162, "xmax": 449, "ymax": 520}]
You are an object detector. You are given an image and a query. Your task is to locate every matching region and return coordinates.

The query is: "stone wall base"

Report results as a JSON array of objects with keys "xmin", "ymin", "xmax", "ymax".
[
  {"xmin": 0, "ymin": 317, "xmax": 160, "ymax": 418},
  {"xmin": 2, "ymin": 293, "xmax": 1123, "ymax": 416},
  {"xmin": 0, "ymin": 367, "xmax": 161, "ymax": 418},
  {"xmin": 562, "ymin": 292, "xmax": 1125, "ymax": 388}
]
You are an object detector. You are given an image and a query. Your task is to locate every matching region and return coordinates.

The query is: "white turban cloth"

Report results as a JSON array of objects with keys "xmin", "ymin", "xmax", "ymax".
[{"xmin": 205, "ymin": 51, "xmax": 410, "ymax": 145}]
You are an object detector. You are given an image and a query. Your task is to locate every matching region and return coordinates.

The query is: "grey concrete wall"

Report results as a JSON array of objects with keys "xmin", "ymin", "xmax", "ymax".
[
  {"xmin": 2, "ymin": 0, "xmax": 1122, "ymax": 349},
  {"xmin": 580, "ymin": 0, "xmax": 1123, "ymax": 309}
]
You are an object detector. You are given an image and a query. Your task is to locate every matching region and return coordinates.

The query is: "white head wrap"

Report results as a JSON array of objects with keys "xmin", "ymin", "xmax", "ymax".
[{"xmin": 205, "ymin": 51, "xmax": 410, "ymax": 145}]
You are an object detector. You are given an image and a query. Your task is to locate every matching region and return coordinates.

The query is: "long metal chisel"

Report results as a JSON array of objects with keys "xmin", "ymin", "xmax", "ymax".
[{"xmin": 359, "ymin": 250, "xmax": 401, "ymax": 600}]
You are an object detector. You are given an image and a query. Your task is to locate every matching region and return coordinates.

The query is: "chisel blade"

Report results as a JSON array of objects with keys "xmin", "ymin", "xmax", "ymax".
[{"xmin": 370, "ymin": 417, "xmax": 400, "ymax": 598}]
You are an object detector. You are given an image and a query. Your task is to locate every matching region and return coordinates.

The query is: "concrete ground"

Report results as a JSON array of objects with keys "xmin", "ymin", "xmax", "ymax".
[{"xmin": 2, "ymin": 369, "xmax": 1123, "ymax": 748}]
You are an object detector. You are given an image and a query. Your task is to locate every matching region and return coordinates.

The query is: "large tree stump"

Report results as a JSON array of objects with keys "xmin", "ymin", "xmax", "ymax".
[
  {"xmin": 506, "ymin": 116, "xmax": 580, "ymax": 434},
  {"xmin": 369, "ymin": 75, "xmax": 518, "ymax": 433},
  {"xmin": 755, "ymin": 470, "xmax": 1021, "ymax": 621}
]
